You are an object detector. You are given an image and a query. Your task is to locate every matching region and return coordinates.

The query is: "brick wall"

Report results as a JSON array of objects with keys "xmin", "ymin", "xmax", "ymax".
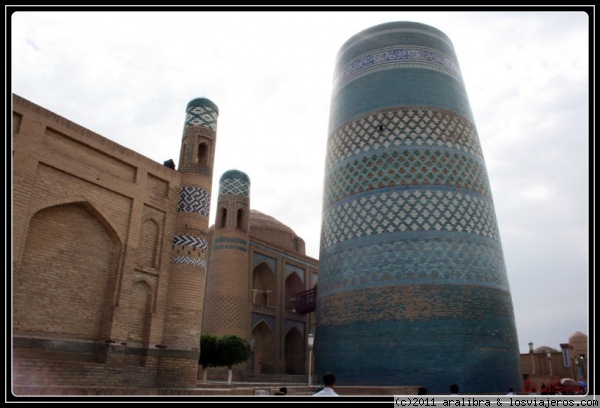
[{"xmin": 11, "ymin": 94, "xmax": 182, "ymax": 388}]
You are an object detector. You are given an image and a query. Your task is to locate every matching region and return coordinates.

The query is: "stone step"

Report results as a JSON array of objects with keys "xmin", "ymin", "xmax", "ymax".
[{"xmin": 243, "ymin": 374, "xmax": 311, "ymax": 384}]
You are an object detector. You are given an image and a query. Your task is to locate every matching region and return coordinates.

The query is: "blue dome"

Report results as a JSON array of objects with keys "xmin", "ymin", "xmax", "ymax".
[
  {"xmin": 220, "ymin": 169, "xmax": 250, "ymax": 184},
  {"xmin": 186, "ymin": 97, "xmax": 219, "ymax": 114}
]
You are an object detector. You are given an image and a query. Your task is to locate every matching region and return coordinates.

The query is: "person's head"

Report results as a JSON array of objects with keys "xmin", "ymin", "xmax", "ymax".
[
  {"xmin": 322, "ymin": 372, "xmax": 336, "ymax": 387},
  {"xmin": 508, "ymin": 388, "xmax": 514, "ymax": 392},
  {"xmin": 417, "ymin": 387, "xmax": 428, "ymax": 395},
  {"xmin": 450, "ymin": 384, "xmax": 459, "ymax": 394}
]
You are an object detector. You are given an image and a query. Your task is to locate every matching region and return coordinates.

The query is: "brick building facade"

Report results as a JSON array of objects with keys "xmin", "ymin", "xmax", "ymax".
[
  {"xmin": 202, "ymin": 170, "xmax": 318, "ymax": 380},
  {"xmin": 11, "ymin": 93, "xmax": 318, "ymax": 391}
]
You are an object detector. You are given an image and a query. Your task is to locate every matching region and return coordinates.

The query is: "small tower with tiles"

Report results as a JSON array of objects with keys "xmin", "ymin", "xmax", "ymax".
[
  {"xmin": 157, "ymin": 98, "xmax": 218, "ymax": 387},
  {"xmin": 202, "ymin": 170, "xmax": 251, "ymax": 339}
]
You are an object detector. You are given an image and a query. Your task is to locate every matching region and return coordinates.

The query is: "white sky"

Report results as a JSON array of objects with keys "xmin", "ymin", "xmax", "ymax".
[{"xmin": 9, "ymin": 8, "xmax": 591, "ymax": 355}]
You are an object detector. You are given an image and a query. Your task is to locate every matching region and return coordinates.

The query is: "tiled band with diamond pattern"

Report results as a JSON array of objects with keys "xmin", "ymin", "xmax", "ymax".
[
  {"xmin": 185, "ymin": 105, "xmax": 218, "ymax": 130},
  {"xmin": 219, "ymin": 178, "xmax": 250, "ymax": 196}
]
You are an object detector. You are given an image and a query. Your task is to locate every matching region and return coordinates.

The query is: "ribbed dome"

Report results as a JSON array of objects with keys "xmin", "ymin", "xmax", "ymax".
[
  {"xmin": 534, "ymin": 346, "xmax": 558, "ymax": 353},
  {"xmin": 249, "ymin": 210, "xmax": 296, "ymax": 235}
]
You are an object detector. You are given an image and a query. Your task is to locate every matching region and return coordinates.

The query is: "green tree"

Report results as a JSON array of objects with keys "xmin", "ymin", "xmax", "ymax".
[
  {"xmin": 198, "ymin": 333, "xmax": 219, "ymax": 383},
  {"xmin": 216, "ymin": 334, "xmax": 252, "ymax": 385}
]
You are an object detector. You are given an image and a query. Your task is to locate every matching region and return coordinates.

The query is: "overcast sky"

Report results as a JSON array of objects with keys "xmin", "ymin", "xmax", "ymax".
[{"xmin": 9, "ymin": 8, "xmax": 591, "ymax": 355}]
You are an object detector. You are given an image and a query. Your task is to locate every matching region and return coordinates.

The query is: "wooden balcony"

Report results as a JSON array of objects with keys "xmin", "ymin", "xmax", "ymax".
[{"xmin": 292, "ymin": 286, "xmax": 317, "ymax": 314}]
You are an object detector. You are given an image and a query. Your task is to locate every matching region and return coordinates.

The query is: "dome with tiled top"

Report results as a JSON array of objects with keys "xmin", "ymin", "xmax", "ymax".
[
  {"xmin": 186, "ymin": 97, "xmax": 219, "ymax": 114},
  {"xmin": 220, "ymin": 169, "xmax": 250, "ymax": 183}
]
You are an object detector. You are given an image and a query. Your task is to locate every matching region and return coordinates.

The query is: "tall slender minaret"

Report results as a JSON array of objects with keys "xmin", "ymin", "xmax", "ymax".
[
  {"xmin": 202, "ymin": 170, "xmax": 251, "ymax": 338},
  {"xmin": 316, "ymin": 21, "xmax": 522, "ymax": 393},
  {"xmin": 157, "ymin": 98, "xmax": 218, "ymax": 387}
]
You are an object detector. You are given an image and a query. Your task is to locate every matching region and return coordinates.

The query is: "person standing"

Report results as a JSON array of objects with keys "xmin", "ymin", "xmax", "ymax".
[{"xmin": 313, "ymin": 372, "xmax": 339, "ymax": 396}]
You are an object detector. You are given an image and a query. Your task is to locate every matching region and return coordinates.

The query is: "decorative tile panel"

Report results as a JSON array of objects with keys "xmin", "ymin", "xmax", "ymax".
[
  {"xmin": 213, "ymin": 237, "xmax": 248, "ymax": 253},
  {"xmin": 335, "ymin": 47, "xmax": 461, "ymax": 92},
  {"xmin": 321, "ymin": 186, "xmax": 499, "ymax": 250},
  {"xmin": 170, "ymin": 256, "xmax": 207, "ymax": 268},
  {"xmin": 178, "ymin": 186, "xmax": 211, "ymax": 215},
  {"xmin": 285, "ymin": 320, "xmax": 305, "ymax": 337},
  {"xmin": 172, "ymin": 235, "xmax": 208, "ymax": 250},
  {"xmin": 324, "ymin": 146, "xmax": 490, "ymax": 206},
  {"xmin": 252, "ymin": 253, "xmax": 277, "ymax": 275},
  {"xmin": 318, "ymin": 232, "xmax": 509, "ymax": 297},
  {"xmin": 185, "ymin": 105, "xmax": 218, "ymax": 130},
  {"xmin": 251, "ymin": 312, "xmax": 275, "ymax": 332},
  {"xmin": 326, "ymin": 108, "xmax": 483, "ymax": 171},
  {"xmin": 285, "ymin": 264, "xmax": 305, "ymax": 283},
  {"xmin": 220, "ymin": 178, "xmax": 250, "ymax": 196}
]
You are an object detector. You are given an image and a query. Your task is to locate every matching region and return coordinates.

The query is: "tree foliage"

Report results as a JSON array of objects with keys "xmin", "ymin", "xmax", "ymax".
[
  {"xmin": 199, "ymin": 333, "xmax": 219, "ymax": 368},
  {"xmin": 199, "ymin": 333, "xmax": 251, "ymax": 369},
  {"xmin": 218, "ymin": 334, "xmax": 251, "ymax": 369}
]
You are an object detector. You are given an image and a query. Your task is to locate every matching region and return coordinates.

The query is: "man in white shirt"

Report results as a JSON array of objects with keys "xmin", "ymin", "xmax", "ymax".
[{"xmin": 313, "ymin": 372, "xmax": 339, "ymax": 396}]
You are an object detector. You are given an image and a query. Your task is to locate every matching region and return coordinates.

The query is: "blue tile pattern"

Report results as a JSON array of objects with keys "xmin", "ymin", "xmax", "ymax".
[
  {"xmin": 178, "ymin": 186, "xmax": 211, "ymax": 215},
  {"xmin": 251, "ymin": 312, "xmax": 275, "ymax": 332},
  {"xmin": 284, "ymin": 320, "xmax": 305, "ymax": 337},
  {"xmin": 285, "ymin": 264, "xmax": 305, "ymax": 283},
  {"xmin": 220, "ymin": 178, "xmax": 250, "ymax": 197},
  {"xmin": 213, "ymin": 237, "xmax": 248, "ymax": 253},
  {"xmin": 252, "ymin": 253, "xmax": 277, "ymax": 275},
  {"xmin": 318, "ymin": 231, "xmax": 509, "ymax": 297},
  {"xmin": 321, "ymin": 186, "xmax": 499, "ymax": 249},
  {"xmin": 316, "ymin": 21, "xmax": 521, "ymax": 393},
  {"xmin": 335, "ymin": 47, "xmax": 461, "ymax": 93},
  {"xmin": 315, "ymin": 293, "xmax": 521, "ymax": 393},
  {"xmin": 185, "ymin": 105, "xmax": 218, "ymax": 130}
]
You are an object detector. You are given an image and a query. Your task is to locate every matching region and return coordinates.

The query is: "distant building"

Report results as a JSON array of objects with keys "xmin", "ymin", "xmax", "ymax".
[{"xmin": 520, "ymin": 332, "xmax": 588, "ymax": 391}]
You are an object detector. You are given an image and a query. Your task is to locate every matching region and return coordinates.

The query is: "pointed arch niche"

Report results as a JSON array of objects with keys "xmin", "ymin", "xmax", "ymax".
[
  {"xmin": 218, "ymin": 204, "xmax": 227, "ymax": 229},
  {"xmin": 194, "ymin": 134, "xmax": 214, "ymax": 170},
  {"xmin": 126, "ymin": 279, "xmax": 154, "ymax": 366},
  {"xmin": 236, "ymin": 207, "xmax": 246, "ymax": 230},
  {"xmin": 284, "ymin": 327, "xmax": 305, "ymax": 374},
  {"xmin": 139, "ymin": 218, "xmax": 161, "ymax": 269},
  {"xmin": 252, "ymin": 262, "xmax": 276, "ymax": 307},
  {"xmin": 284, "ymin": 271, "xmax": 305, "ymax": 312},
  {"xmin": 251, "ymin": 320, "xmax": 276, "ymax": 374},
  {"xmin": 14, "ymin": 201, "xmax": 121, "ymax": 341}
]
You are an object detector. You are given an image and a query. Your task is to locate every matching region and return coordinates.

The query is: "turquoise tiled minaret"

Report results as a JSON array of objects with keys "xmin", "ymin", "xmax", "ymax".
[{"xmin": 315, "ymin": 21, "xmax": 522, "ymax": 393}]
